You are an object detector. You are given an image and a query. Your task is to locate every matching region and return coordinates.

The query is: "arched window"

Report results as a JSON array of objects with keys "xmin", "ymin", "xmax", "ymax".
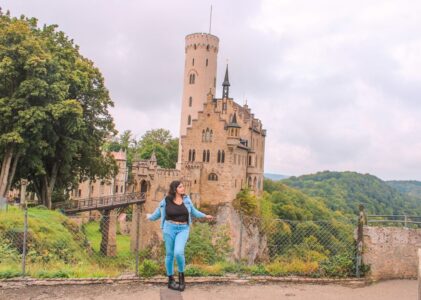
[
  {"xmin": 115, "ymin": 185, "xmax": 119, "ymax": 193},
  {"xmin": 217, "ymin": 150, "xmax": 221, "ymax": 163},
  {"xmin": 189, "ymin": 97, "xmax": 192, "ymax": 107},
  {"xmin": 192, "ymin": 58, "xmax": 195, "ymax": 66},
  {"xmin": 206, "ymin": 44, "xmax": 210, "ymax": 51},
  {"xmin": 192, "ymin": 150, "xmax": 196, "ymax": 162},
  {"xmin": 206, "ymin": 150, "xmax": 210, "ymax": 162},
  {"xmin": 248, "ymin": 156, "xmax": 252, "ymax": 166},
  {"xmin": 221, "ymin": 150, "xmax": 225, "ymax": 163},
  {"xmin": 188, "ymin": 150, "xmax": 192, "ymax": 162},
  {"xmin": 203, "ymin": 150, "xmax": 206, "ymax": 162},
  {"xmin": 210, "ymin": 130, "xmax": 213, "ymax": 141},
  {"xmin": 191, "ymin": 74, "xmax": 195, "ymax": 84},
  {"xmin": 202, "ymin": 129, "xmax": 205, "ymax": 142},
  {"xmin": 194, "ymin": 44, "xmax": 197, "ymax": 50},
  {"xmin": 188, "ymin": 115, "xmax": 191, "ymax": 125},
  {"xmin": 208, "ymin": 173, "xmax": 218, "ymax": 181},
  {"xmin": 205, "ymin": 128, "xmax": 210, "ymax": 142}
]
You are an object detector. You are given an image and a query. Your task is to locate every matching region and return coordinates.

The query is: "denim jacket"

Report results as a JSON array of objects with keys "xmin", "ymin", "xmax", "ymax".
[{"xmin": 147, "ymin": 195, "xmax": 206, "ymax": 228}]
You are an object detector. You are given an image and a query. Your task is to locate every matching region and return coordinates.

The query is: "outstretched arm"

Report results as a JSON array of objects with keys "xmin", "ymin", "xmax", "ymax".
[
  {"xmin": 189, "ymin": 199, "xmax": 213, "ymax": 220},
  {"xmin": 147, "ymin": 205, "xmax": 161, "ymax": 221}
]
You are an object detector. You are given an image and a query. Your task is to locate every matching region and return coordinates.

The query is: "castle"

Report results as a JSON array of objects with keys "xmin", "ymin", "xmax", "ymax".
[{"xmin": 132, "ymin": 32, "xmax": 266, "ymax": 208}]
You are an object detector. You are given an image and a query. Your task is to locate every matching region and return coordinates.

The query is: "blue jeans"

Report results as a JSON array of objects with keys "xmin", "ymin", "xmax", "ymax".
[{"xmin": 163, "ymin": 221, "xmax": 190, "ymax": 276}]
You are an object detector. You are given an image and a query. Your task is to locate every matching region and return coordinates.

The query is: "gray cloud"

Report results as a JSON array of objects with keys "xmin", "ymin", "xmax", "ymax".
[{"xmin": 3, "ymin": 0, "xmax": 421, "ymax": 180}]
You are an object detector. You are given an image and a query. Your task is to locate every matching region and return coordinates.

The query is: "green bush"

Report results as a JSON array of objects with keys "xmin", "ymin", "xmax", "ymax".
[
  {"xmin": 35, "ymin": 270, "xmax": 73, "ymax": 278},
  {"xmin": 233, "ymin": 188, "xmax": 258, "ymax": 216},
  {"xmin": 0, "ymin": 270, "xmax": 22, "ymax": 279},
  {"xmin": 139, "ymin": 259, "xmax": 160, "ymax": 278},
  {"xmin": 184, "ymin": 265, "xmax": 206, "ymax": 277}
]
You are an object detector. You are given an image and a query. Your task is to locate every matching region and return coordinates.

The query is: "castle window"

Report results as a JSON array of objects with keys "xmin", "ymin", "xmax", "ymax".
[
  {"xmin": 188, "ymin": 115, "xmax": 191, "ymax": 125},
  {"xmin": 194, "ymin": 44, "xmax": 197, "ymax": 50},
  {"xmin": 78, "ymin": 189, "xmax": 82, "ymax": 197},
  {"xmin": 115, "ymin": 185, "xmax": 119, "ymax": 193},
  {"xmin": 192, "ymin": 150, "xmax": 196, "ymax": 162},
  {"xmin": 188, "ymin": 150, "xmax": 192, "ymax": 162},
  {"xmin": 206, "ymin": 44, "xmax": 210, "ymax": 51},
  {"xmin": 210, "ymin": 130, "xmax": 213, "ymax": 141},
  {"xmin": 206, "ymin": 58, "xmax": 208, "ymax": 66},
  {"xmin": 208, "ymin": 173, "xmax": 218, "ymax": 181},
  {"xmin": 203, "ymin": 150, "xmax": 206, "ymax": 162},
  {"xmin": 91, "ymin": 185, "xmax": 94, "ymax": 193},
  {"xmin": 189, "ymin": 97, "xmax": 192, "ymax": 107},
  {"xmin": 189, "ymin": 74, "xmax": 196, "ymax": 84},
  {"xmin": 221, "ymin": 150, "xmax": 225, "ymax": 163},
  {"xmin": 248, "ymin": 156, "xmax": 252, "ymax": 166},
  {"xmin": 206, "ymin": 150, "xmax": 210, "ymax": 162},
  {"xmin": 121, "ymin": 185, "xmax": 124, "ymax": 193},
  {"xmin": 217, "ymin": 150, "xmax": 221, "ymax": 163},
  {"xmin": 192, "ymin": 58, "xmax": 195, "ymax": 66}
]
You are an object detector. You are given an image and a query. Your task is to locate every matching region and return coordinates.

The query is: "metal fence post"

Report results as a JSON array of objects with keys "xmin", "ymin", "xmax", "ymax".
[
  {"xmin": 356, "ymin": 204, "xmax": 366, "ymax": 278},
  {"xmin": 22, "ymin": 203, "xmax": 28, "ymax": 277},
  {"xmin": 239, "ymin": 211, "xmax": 243, "ymax": 262},
  {"xmin": 135, "ymin": 204, "xmax": 141, "ymax": 277}
]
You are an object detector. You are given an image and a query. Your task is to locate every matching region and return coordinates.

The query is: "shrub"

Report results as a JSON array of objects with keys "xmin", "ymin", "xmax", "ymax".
[{"xmin": 138, "ymin": 259, "xmax": 160, "ymax": 278}]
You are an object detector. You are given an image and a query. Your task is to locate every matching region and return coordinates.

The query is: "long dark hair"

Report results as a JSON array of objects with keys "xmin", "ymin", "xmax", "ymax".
[{"xmin": 166, "ymin": 180, "xmax": 183, "ymax": 201}]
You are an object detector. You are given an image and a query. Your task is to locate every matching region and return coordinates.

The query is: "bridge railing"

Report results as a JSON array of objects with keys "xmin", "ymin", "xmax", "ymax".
[{"xmin": 55, "ymin": 192, "xmax": 146, "ymax": 212}]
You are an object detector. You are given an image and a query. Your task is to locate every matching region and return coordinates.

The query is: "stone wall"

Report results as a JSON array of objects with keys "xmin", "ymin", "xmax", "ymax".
[{"xmin": 362, "ymin": 226, "xmax": 421, "ymax": 279}]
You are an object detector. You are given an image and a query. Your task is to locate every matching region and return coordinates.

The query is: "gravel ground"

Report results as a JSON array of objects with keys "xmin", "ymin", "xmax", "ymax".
[{"xmin": 0, "ymin": 279, "xmax": 416, "ymax": 300}]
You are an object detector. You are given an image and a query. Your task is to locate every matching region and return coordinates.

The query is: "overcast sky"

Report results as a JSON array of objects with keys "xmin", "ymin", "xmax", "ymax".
[{"xmin": 2, "ymin": 0, "xmax": 421, "ymax": 180}]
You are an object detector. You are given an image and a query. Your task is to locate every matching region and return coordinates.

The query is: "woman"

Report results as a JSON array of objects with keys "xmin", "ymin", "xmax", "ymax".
[{"xmin": 146, "ymin": 180, "xmax": 213, "ymax": 291}]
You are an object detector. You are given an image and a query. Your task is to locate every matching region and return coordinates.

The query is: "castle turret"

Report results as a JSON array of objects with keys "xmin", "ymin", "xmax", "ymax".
[{"xmin": 178, "ymin": 33, "xmax": 219, "ymax": 168}]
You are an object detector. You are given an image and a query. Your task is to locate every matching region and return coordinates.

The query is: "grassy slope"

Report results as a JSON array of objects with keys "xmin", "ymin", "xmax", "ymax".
[{"xmin": 0, "ymin": 206, "xmax": 132, "ymax": 278}]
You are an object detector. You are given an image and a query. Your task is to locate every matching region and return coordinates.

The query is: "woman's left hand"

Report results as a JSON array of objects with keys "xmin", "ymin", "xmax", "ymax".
[{"xmin": 205, "ymin": 215, "xmax": 214, "ymax": 220}]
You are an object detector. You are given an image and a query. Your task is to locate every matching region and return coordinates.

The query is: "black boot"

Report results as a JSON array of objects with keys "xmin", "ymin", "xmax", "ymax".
[
  {"xmin": 178, "ymin": 272, "xmax": 185, "ymax": 291},
  {"xmin": 168, "ymin": 275, "xmax": 179, "ymax": 291}
]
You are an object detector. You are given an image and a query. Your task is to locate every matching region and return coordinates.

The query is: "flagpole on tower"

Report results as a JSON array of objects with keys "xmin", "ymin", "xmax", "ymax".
[{"xmin": 209, "ymin": 5, "xmax": 213, "ymax": 34}]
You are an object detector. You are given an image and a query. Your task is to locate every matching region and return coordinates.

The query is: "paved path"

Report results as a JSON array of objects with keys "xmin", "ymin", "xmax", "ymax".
[{"xmin": 0, "ymin": 280, "xmax": 416, "ymax": 300}]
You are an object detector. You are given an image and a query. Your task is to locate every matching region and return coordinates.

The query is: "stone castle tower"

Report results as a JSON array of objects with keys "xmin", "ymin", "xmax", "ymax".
[{"xmin": 178, "ymin": 33, "xmax": 219, "ymax": 167}]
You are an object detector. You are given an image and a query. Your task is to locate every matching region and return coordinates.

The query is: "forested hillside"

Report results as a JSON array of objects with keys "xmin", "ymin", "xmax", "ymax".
[
  {"xmin": 277, "ymin": 171, "xmax": 421, "ymax": 216},
  {"xmin": 387, "ymin": 180, "xmax": 421, "ymax": 200}
]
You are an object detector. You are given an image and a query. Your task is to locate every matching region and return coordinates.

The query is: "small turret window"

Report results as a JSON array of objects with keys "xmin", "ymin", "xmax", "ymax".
[
  {"xmin": 188, "ymin": 115, "xmax": 191, "ymax": 125},
  {"xmin": 206, "ymin": 58, "xmax": 208, "ymax": 66},
  {"xmin": 189, "ymin": 97, "xmax": 193, "ymax": 107},
  {"xmin": 192, "ymin": 58, "xmax": 195, "ymax": 66}
]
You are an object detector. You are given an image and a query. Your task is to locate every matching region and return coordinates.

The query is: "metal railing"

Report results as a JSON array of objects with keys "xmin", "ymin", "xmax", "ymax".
[{"xmin": 55, "ymin": 192, "xmax": 146, "ymax": 213}]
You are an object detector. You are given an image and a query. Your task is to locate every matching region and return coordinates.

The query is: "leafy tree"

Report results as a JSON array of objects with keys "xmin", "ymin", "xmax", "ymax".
[
  {"xmin": 136, "ymin": 129, "xmax": 178, "ymax": 169},
  {"xmin": 0, "ymin": 12, "xmax": 116, "ymax": 207}
]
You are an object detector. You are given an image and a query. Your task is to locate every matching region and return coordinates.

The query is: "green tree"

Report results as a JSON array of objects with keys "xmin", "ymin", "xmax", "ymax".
[
  {"xmin": 136, "ymin": 129, "xmax": 178, "ymax": 169},
  {"xmin": 0, "ymin": 12, "xmax": 116, "ymax": 207}
]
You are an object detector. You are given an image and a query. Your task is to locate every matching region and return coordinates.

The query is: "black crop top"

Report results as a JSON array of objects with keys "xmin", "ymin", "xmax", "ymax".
[{"xmin": 165, "ymin": 197, "xmax": 189, "ymax": 223}]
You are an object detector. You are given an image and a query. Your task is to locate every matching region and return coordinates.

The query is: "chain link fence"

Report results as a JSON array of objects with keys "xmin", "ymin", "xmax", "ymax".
[
  {"xmin": 1, "ymin": 205, "xmax": 359, "ymax": 279},
  {"xmin": 0, "ymin": 205, "xmax": 143, "ymax": 279}
]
